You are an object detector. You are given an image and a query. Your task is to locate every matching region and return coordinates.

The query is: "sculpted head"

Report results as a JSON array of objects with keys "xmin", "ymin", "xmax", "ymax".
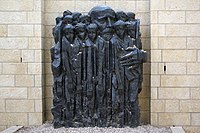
[
  {"xmin": 63, "ymin": 24, "xmax": 74, "ymax": 43},
  {"xmin": 89, "ymin": 5, "xmax": 116, "ymax": 41},
  {"xmin": 86, "ymin": 23, "xmax": 98, "ymax": 42},
  {"xmin": 113, "ymin": 20, "xmax": 126, "ymax": 39},
  {"xmin": 126, "ymin": 21, "xmax": 136, "ymax": 38},
  {"xmin": 75, "ymin": 23, "xmax": 86, "ymax": 40}
]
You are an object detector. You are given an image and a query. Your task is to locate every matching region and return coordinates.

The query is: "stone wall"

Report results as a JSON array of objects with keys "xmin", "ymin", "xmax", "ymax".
[
  {"xmin": 43, "ymin": 0, "xmax": 150, "ymax": 124},
  {"xmin": 0, "ymin": 0, "xmax": 45, "ymax": 131},
  {"xmin": 150, "ymin": 0, "xmax": 200, "ymax": 132}
]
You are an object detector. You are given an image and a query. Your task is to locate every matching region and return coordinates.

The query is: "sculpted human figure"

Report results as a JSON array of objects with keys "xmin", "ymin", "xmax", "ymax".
[
  {"xmin": 72, "ymin": 23, "xmax": 86, "ymax": 125},
  {"xmin": 84, "ymin": 23, "xmax": 98, "ymax": 126},
  {"xmin": 89, "ymin": 5, "xmax": 115, "ymax": 126},
  {"xmin": 62, "ymin": 24, "xmax": 75, "ymax": 127},
  {"xmin": 79, "ymin": 14, "xmax": 91, "ymax": 25},
  {"xmin": 72, "ymin": 12, "xmax": 82, "ymax": 25},
  {"xmin": 110, "ymin": 20, "xmax": 127, "ymax": 127}
]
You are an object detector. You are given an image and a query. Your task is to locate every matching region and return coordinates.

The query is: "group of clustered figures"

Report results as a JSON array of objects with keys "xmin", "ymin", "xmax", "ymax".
[{"xmin": 51, "ymin": 5, "xmax": 147, "ymax": 128}]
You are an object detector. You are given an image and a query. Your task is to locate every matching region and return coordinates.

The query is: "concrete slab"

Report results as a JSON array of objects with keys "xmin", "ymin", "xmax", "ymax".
[{"xmin": 170, "ymin": 126, "xmax": 185, "ymax": 133}]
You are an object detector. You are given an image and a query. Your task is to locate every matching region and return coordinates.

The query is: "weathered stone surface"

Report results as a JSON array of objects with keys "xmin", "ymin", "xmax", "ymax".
[
  {"xmin": 0, "ymin": 88, "xmax": 27, "ymax": 99},
  {"xmin": 6, "ymin": 100, "xmax": 34, "ymax": 112},
  {"xmin": 158, "ymin": 88, "xmax": 190, "ymax": 99}
]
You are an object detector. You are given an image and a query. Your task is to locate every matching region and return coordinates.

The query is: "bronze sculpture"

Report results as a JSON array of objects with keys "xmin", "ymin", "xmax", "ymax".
[{"xmin": 51, "ymin": 5, "xmax": 147, "ymax": 128}]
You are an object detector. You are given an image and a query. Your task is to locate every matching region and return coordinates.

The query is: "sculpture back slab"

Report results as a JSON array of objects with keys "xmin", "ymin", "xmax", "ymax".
[{"xmin": 51, "ymin": 5, "xmax": 147, "ymax": 128}]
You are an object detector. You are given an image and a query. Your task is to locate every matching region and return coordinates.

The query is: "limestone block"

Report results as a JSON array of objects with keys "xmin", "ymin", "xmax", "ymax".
[
  {"xmin": 140, "ymin": 26, "xmax": 150, "ymax": 37},
  {"xmin": 0, "ymin": 38, "xmax": 28, "ymax": 49},
  {"xmin": 0, "ymin": 75, "xmax": 15, "ymax": 87},
  {"xmin": 191, "ymin": 88, "xmax": 200, "ymax": 100},
  {"xmin": 28, "ymin": 63, "xmax": 42, "ymax": 74},
  {"xmin": 159, "ymin": 113, "xmax": 190, "ymax": 126},
  {"xmin": 8, "ymin": 25, "xmax": 34, "ymax": 37},
  {"xmin": 35, "ymin": 50, "xmax": 43, "ymax": 62},
  {"xmin": 0, "ymin": 63, "xmax": 2, "ymax": 74},
  {"xmin": 191, "ymin": 113, "xmax": 200, "ymax": 125},
  {"xmin": 28, "ymin": 87, "xmax": 42, "ymax": 99},
  {"xmin": 44, "ymin": 50, "xmax": 51, "ymax": 63},
  {"xmin": 35, "ymin": 100, "xmax": 42, "ymax": 112},
  {"xmin": 45, "ymin": 26, "xmax": 54, "ymax": 38},
  {"xmin": 28, "ymin": 113, "xmax": 43, "ymax": 125},
  {"xmin": 158, "ymin": 63, "xmax": 165, "ymax": 74},
  {"xmin": 142, "ymin": 74, "xmax": 150, "ymax": 88},
  {"xmin": 139, "ymin": 98, "xmax": 149, "ymax": 111},
  {"xmin": 166, "ymin": 24, "xmax": 200, "ymax": 36},
  {"xmin": 151, "ymin": 113, "xmax": 158, "ymax": 125},
  {"xmin": 0, "ymin": 50, "xmax": 20, "ymax": 63},
  {"xmin": 29, "ymin": 37, "xmax": 42, "ymax": 50},
  {"xmin": 151, "ymin": 75, "xmax": 160, "ymax": 87},
  {"xmin": 187, "ymin": 63, "xmax": 200, "ymax": 74},
  {"xmin": 187, "ymin": 37, "xmax": 200, "ymax": 49},
  {"xmin": 35, "ymin": 75, "xmax": 44, "ymax": 87},
  {"xmin": 34, "ymin": 0, "xmax": 43, "ymax": 11},
  {"xmin": 0, "ymin": 88, "xmax": 27, "ymax": 99},
  {"xmin": 162, "ymin": 50, "xmax": 196, "ymax": 62},
  {"xmin": 16, "ymin": 75, "xmax": 34, "ymax": 87},
  {"xmin": 158, "ymin": 11, "xmax": 185, "ymax": 23},
  {"xmin": 158, "ymin": 88, "xmax": 190, "ymax": 99},
  {"xmin": 3, "ymin": 63, "xmax": 27, "ymax": 74},
  {"xmin": 0, "ymin": 12, "xmax": 27, "ymax": 24},
  {"xmin": 151, "ymin": 24, "xmax": 165, "ymax": 37},
  {"xmin": 0, "ymin": 0, "xmax": 33, "ymax": 11},
  {"xmin": 136, "ymin": 13, "xmax": 150, "ymax": 26},
  {"xmin": 105, "ymin": 1, "xmax": 136, "ymax": 12},
  {"xmin": 136, "ymin": 1, "xmax": 149, "ymax": 12},
  {"xmin": 76, "ymin": 1, "xmax": 107, "ymax": 12},
  {"xmin": 180, "ymin": 100, "xmax": 200, "ymax": 112},
  {"xmin": 45, "ymin": 13, "xmax": 61, "ymax": 26},
  {"xmin": 150, "ymin": 0, "xmax": 165, "ymax": 10},
  {"xmin": 151, "ymin": 100, "xmax": 165, "ymax": 112},
  {"xmin": 165, "ymin": 63, "xmax": 186, "ymax": 75},
  {"xmin": 151, "ymin": 37, "xmax": 158, "ymax": 49},
  {"xmin": 46, "ymin": 74, "xmax": 53, "ymax": 86},
  {"xmin": 151, "ymin": 63, "xmax": 158, "ymax": 74},
  {"xmin": 186, "ymin": 11, "xmax": 200, "ymax": 23},
  {"xmin": 34, "ymin": 25, "xmax": 45, "ymax": 37},
  {"xmin": 151, "ymin": 87, "xmax": 158, "ymax": 99},
  {"xmin": 166, "ymin": 0, "xmax": 199, "ymax": 10},
  {"xmin": 22, "ymin": 50, "xmax": 35, "ymax": 63},
  {"xmin": 0, "ymin": 100, "xmax": 5, "ymax": 112},
  {"xmin": 45, "ymin": 98, "xmax": 53, "ymax": 111},
  {"xmin": 198, "ymin": 50, "xmax": 200, "ymax": 62},
  {"xmin": 28, "ymin": 12, "xmax": 42, "ymax": 24},
  {"xmin": 183, "ymin": 126, "xmax": 200, "ymax": 133},
  {"xmin": 159, "ymin": 37, "xmax": 186, "ymax": 49},
  {"xmin": 45, "ymin": 1, "xmax": 75, "ymax": 13},
  {"xmin": 45, "ymin": 110, "xmax": 53, "ymax": 120},
  {"xmin": 161, "ymin": 75, "xmax": 200, "ymax": 87},
  {"xmin": 44, "ymin": 38, "xmax": 54, "ymax": 50},
  {"xmin": 140, "ymin": 111, "xmax": 150, "ymax": 124},
  {"xmin": 0, "ymin": 25, "xmax": 7, "ymax": 37},
  {"xmin": 151, "ymin": 50, "xmax": 161, "ymax": 62},
  {"xmin": 6, "ymin": 100, "xmax": 34, "ymax": 112},
  {"xmin": 150, "ymin": 11, "xmax": 157, "ymax": 24},
  {"xmin": 165, "ymin": 100, "xmax": 179, "ymax": 112},
  {"xmin": 139, "ymin": 87, "xmax": 150, "ymax": 98},
  {"xmin": 143, "ymin": 63, "xmax": 150, "ymax": 74},
  {"xmin": 0, "ymin": 113, "xmax": 28, "ymax": 125},
  {"xmin": 141, "ymin": 38, "xmax": 150, "ymax": 50},
  {"xmin": 45, "ymin": 86, "xmax": 53, "ymax": 98}
]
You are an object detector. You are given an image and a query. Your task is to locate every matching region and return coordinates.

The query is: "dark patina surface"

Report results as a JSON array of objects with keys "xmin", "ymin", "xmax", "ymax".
[{"xmin": 51, "ymin": 5, "xmax": 147, "ymax": 128}]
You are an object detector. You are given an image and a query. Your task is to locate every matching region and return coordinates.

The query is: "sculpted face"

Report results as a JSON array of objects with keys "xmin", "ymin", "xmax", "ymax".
[
  {"xmin": 114, "ymin": 20, "xmax": 126, "ymax": 39},
  {"xmin": 87, "ymin": 23, "xmax": 98, "ymax": 42},
  {"xmin": 89, "ymin": 5, "xmax": 116, "ymax": 41},
  {"xmin": 127, "ymin": 21, "xmax": 136, "ymax": 38},
  {"xmin": 75, "ymin": 23, "xmax": 86, "ymax": 40},
  {"xmin": 63, "ymin": 24, "xmax": 74, "ymax": 43}
]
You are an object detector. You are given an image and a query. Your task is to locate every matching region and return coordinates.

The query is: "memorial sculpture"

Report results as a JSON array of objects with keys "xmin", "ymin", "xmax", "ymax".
[{"xmin": 50, "ymin": 5, "xmax": 147, "ymax": 128}]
